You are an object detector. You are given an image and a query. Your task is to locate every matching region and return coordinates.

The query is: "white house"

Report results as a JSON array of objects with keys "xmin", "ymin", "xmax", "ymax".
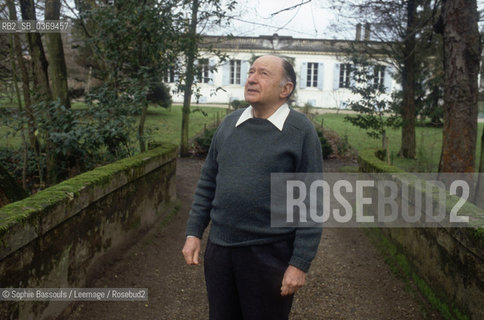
[{"xmin": 167, "ymin": 33, "xmax": 396, "ymax": 109}]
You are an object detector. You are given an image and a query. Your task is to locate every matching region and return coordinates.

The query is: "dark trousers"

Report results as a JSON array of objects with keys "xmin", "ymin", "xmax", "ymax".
[{"xmin": 204, "ymin": 239, "xmax": 295, "ymax": 320}]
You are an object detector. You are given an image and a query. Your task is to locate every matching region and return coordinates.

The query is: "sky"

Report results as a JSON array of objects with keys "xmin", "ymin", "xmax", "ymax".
[
  {"xmin": 205, "ymin": 0, "xmax": 345, "ymax": 40},
  {"xmin": 205, "ymin": 0, "xmax": 484, "ymax": 40},
  {"xmin": 58, "ymin": 0, "xmax": 483, "ymax": 41}
]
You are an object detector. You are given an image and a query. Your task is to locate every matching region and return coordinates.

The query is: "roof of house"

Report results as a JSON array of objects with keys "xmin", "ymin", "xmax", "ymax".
[{"xmin": 200, "ymin": 34, "xmax": 387, "ymax": 54}]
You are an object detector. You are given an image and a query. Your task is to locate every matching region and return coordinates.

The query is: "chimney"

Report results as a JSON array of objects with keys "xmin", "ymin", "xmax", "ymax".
[
  {"xmin": 355, "ymin": 23, "xmax": 362, "ymax": 41},
  {"xmin": 272, "ymin": 33, "xmax": 280, "ymax": 50},
  {"xmin": 364, "ymin": 23, "xmax": 371, "ymax": 41}
]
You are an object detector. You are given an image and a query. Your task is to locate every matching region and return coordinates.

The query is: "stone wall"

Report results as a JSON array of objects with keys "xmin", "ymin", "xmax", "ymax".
[
  {"xmin": 0, "ymin": 144, "xmax": 178, "ymax": 320},
  {"xmin": 358, "ymin": 149, "xmax": 484, "ymax": 320}
]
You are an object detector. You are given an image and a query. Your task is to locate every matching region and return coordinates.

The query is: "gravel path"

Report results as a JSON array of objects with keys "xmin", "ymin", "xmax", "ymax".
[{"xmin": 63, "ymin": 157, "xmax": 442, "ymax": 320}]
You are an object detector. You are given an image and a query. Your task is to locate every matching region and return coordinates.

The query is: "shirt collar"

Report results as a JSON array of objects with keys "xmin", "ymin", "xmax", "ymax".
[{"xmin": 235, "ymin": 103, "xmax": 290, "ymax": 131}]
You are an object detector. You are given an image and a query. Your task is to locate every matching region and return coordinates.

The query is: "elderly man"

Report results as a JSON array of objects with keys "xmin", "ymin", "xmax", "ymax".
[{"xmin": 182, "ymin": 55, "xmax": 323, "ymax": 320}]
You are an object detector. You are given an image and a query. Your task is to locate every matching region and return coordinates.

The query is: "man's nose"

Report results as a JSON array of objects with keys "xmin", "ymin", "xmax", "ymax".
[{"xmin": 247, "ymin": 72, "xmax": 257, "ymax": 83}]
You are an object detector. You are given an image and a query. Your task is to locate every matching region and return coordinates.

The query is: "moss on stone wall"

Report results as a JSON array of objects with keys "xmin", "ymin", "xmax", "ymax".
[
  {"xmin": 357, "ymin": 148, "xmax": 484, "ymax": 239},
  {"xmin": 357, "ymin": 149, "xmax": 405, "ymax": 174},
  {"xmin": 365, "ymin": 228, "xmax": 470, "ymax": 320},
  {"xmin": 0, "ymin": 142, "xmax": 178, "ymax": 320},
  {"xmin": 0, "ymin": 143, "xmax": 177, "ymax": 240},
  {"xmin": 358, "ymin": 148, "xmax": 483, "ymax": 320}
]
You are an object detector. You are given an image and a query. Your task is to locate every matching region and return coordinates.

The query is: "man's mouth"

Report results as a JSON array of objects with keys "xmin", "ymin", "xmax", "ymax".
[{"xmin": 246, "ymin": 88, "xmax": 259, "ymax": 93}]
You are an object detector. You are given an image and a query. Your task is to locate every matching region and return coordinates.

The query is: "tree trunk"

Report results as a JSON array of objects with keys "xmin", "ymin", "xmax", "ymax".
[
  {"xmin": 20, "ymin": 0, "xmax": 56, "ymax": 186},
  {"xmin": 438, "ymin": 0, "xmax": 480, "ymax": 174},
  {"xmin": 20, "ymin": 0, "xmax": 52, "ymax": 103},
  {"xmin": 138, "ymin": 102, "xmax": 148, "ymax": 152},
  {"xmin": 400, "ymin": 0, "xmax": 417, "ymax": 159},
  {"xmin": 180, "ymin": 0, "xmax": 199, "ymax": 157},
  {"xmin": 45, "ymin": 0, "xmax": 71, "ymax": 108},
  {"xmin": 6, "ymin": 0, "xmax": 44, "ymax": 188},
  {"xmin": 6, "ymin": 0, "xmax": 38, "ymax": 150},
  {"xmin": 9, "ymin": 34, "xmax": 29, "ymax": 190}
]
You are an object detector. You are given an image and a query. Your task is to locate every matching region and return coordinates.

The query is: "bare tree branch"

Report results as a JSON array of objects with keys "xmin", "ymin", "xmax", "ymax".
[{"xmin": 270, "ymin": 0, "xmax": 311, "ymax": 17}]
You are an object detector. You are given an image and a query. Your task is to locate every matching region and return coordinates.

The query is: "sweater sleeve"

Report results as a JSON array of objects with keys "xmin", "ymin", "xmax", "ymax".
[
  {"xmin": 185, "ymin": 129, "xmax": 219, "ymax": 238},
  {"xmin": 289, "ymin": 124, "xmax": 324, "ymax": 272}
]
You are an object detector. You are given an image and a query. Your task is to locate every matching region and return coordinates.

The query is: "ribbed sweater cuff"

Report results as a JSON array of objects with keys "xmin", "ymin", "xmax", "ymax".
[
  {"xmin": 185, "ymin": 224, "xmax": 205, "ymax": 239},
  {"xmin": 289, "ymin": 255, "xmax": 311, "ymax": 273}
]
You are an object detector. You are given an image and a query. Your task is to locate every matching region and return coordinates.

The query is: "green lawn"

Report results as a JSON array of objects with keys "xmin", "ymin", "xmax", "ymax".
[
  {"xmin": 0, "ymin": 103, "xmax": 228, "ymax": 149},
  {"xmin": 2, "ymin": 96, "xmax": 484, "ymax": 173},
  {"xmin": 144, "ymin": 104, "xmax": 227, "ymax": 145},
  {"xmin": 0, "ymin": 96, "xmax": 19, "ymax": 109},
  {"xmin": 0, "ymin": 126, "xmax": 20, "ymax": 149},
  {"xmin": 314, "ymin": 113, "xmax": 483, "ymax": 172}
]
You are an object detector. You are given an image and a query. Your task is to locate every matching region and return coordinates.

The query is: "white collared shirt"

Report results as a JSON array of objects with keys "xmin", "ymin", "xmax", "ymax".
[{"xmin": 235, "ymin": 103, "xmax": 290, "ymax": 131}]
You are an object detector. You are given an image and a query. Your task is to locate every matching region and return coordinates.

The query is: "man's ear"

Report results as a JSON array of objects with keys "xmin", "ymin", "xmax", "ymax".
[{"xmin": 280, "ymin": 82, "xmax": 294, "ymax": 99}]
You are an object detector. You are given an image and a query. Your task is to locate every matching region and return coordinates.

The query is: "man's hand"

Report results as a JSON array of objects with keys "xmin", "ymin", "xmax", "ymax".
[
  {"xmin": 182, "ymin": 237, "xmax": 201, "ymax": 265},
  {"xmin": 280, "ymin": 265, "xmax": 306, "ymax": 296}
]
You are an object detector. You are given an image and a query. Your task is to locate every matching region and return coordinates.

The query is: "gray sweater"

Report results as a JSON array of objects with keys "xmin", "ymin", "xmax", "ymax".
[{"xmin": 186, "ymin": 107, "xmax": 323, "ymax": 272}]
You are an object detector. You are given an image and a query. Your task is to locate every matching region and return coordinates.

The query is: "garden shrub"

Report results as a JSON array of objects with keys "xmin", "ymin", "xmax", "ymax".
[
  {"xmin": 147, "ymin": 82, "xmax": 172, "ymax": 109},
  {"xmin": 194, "ymin": 127, "xmax": 217, "ymax": 154},
  {"xmin": 316, "ymin": 129, "xmax": 333, "ymax": 160},
  {"xmin": 229, "ymin": 99, "xmax": 249, "ymax": 109}
]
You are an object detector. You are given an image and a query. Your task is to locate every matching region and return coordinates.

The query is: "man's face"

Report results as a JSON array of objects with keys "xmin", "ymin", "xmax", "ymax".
[{"xmin": 244, "ymin": 56, "xmax": 291, "ymax": 109}]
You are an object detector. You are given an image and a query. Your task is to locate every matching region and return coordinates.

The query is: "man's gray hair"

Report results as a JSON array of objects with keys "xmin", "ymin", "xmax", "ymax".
[{"xmin": 279, "ymin": 57, "xmax": 296, "ymax": 99}]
